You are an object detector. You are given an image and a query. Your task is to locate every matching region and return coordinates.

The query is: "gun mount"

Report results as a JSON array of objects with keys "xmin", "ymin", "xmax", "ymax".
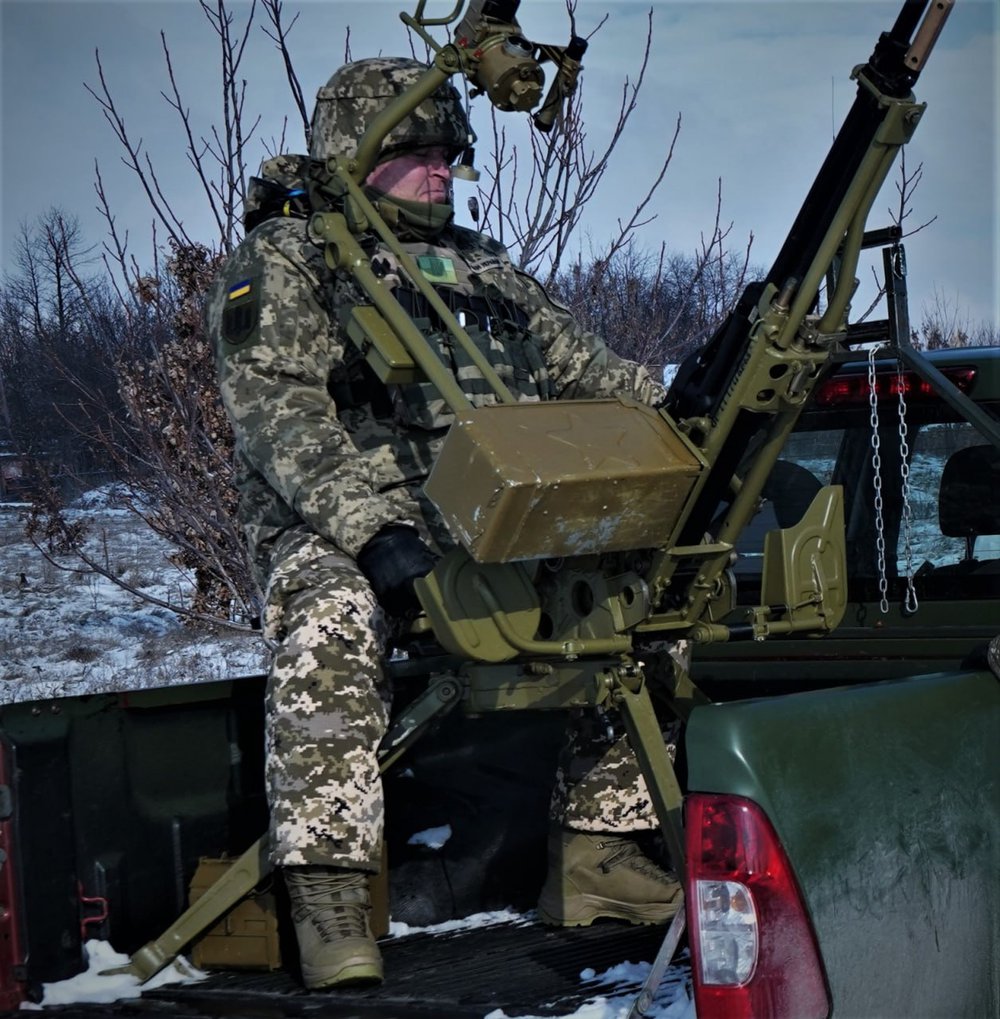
[{"xmin": 325, "ymin": 0, "xmax": 952, "ymax": 665}]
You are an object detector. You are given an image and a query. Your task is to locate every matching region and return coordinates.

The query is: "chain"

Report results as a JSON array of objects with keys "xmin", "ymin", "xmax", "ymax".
[
  {"xmin": 868, "ymin": 346, "xmax": 889, "ymax": 613},
  {"xmin": 868, "ymin": 346, "xmax": 920, "ymax": 615},
  {"xmin": 895, "ymin": 360, "xmax": 919, "ymax": 613}
]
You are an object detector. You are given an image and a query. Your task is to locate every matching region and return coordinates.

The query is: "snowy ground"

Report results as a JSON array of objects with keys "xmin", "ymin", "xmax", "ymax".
[
  {"xmin": 3, "ymin": 491, "xmax": 694, "ymax": 1018},
  {"xmin": 0, "ymin": 489, "xmax": 269, "ymax": 702}
]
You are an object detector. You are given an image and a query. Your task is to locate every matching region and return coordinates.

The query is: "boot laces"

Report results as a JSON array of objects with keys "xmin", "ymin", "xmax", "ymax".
[
  {"xmin": 599, "ymin": 838, "xmax": 672, "ymax": 881},
  {"xmin": 288, "ymin": 870, "xmax": 370, "ymax": 943}
]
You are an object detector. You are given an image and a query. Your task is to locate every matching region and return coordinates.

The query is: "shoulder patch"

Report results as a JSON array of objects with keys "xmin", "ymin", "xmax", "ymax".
[
  {"xmin": 228, "ymin": 278, "xmax": 253, "ymax": 301},
  {"xmin": 221, "ymin": 276, "xmax": 260, "ymax": 347},
  {"xmin": 464, "ymin": 251, "xmax": 505, "ymax": 276}
]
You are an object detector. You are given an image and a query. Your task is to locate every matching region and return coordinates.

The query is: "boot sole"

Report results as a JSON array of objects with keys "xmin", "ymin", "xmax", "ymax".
[
  {"xmin": 537, "ymin": 892, "xmax": 681, "ymax": 928},
  {"xmin": 304, "ymin": 956, "xmax": 384, "ymax": 990}
]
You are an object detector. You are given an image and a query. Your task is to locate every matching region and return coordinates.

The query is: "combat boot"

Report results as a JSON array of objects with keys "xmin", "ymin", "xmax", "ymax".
[
  {"xmin": 536, "ymin": 829, "xmax": 682, "ymax": 927},
  {"xmin": 283, "ymin": 866, "xmax": 383, "ymax": 989}
]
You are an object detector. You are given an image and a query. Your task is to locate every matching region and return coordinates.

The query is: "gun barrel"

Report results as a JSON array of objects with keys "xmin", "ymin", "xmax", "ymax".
[
  {"xmin": 906, "ymin": 0, "xmax": 956, "ymax": 72},
  {"xmin": 767, "ymin": 0, "xmax": 941, "ymax": 295}
]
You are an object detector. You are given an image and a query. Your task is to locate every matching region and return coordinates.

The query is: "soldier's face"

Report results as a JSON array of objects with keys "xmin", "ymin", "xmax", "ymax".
[{"xmin": 366, "ymin": 146, "xmax": 453, "ymax": 204}]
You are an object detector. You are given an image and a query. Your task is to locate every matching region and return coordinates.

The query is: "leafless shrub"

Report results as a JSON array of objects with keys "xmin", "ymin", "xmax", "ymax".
[
  {"xmin": 553, "ymin": 184, "xmax": 755, "ymax": 370},
  {"xmin": 474, "ymin": 4, "xmax": 680, "ymax": 284},
  {"xmin": 912, "ymin": 288, "xmax": 1000, "ymax": 350}
]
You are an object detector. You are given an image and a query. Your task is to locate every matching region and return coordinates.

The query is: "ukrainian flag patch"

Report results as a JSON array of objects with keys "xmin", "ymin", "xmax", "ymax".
[
  {"xmin": 222, "ymin": 276, "xmax": 259, "ymax": 347},
  {"xmin": 228, "ymin": 279, "xmax": 253, "ymax": 301}
]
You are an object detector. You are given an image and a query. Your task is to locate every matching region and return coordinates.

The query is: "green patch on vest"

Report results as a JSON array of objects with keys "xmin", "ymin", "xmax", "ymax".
[{"xmin": 416, "ymin": 255, "xmax": 458, "ymax": 285}]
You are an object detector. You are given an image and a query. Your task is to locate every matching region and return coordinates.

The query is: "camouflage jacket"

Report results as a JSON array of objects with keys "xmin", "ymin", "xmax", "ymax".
[{"xmin": 207, "ymin": 156, "xmax": 666, "ymax": 579}]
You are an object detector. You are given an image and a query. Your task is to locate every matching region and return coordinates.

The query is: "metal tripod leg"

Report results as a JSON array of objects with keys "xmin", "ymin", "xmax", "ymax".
[
  {"xmin": 99, "ymin": 834, "xmax": 271, "ymax": 980},
  {"xmin": 612, "ymin": 665, "xmax": 686, "ymax": 885},
  {"xmin": 612, "ymin": 665, "xmax": 689, "ymax": 1014},
  {"xmin": 107, "ymin": 671, "xmax": 464, "ymax": 984},
  {"xmin": 626, "ymin": 902, "xmax": 687, "ymax": 1018}
]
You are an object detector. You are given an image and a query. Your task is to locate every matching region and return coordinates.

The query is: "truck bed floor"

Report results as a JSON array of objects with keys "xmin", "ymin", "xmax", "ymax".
[{"xmin": 26, "ymin": 920, "xmax": 691, "ymax": 1018}]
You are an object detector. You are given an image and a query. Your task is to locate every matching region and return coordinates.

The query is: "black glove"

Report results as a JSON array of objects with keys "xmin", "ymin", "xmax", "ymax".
[{"xmin": 357, "ymin": 524, "xmax": 437, "ymax": 618}]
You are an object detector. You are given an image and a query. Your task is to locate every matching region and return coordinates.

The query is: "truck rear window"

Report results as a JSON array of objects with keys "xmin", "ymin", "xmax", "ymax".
[{"xmin": 734, "ymin": 408, "xmax": 1000, "ymax": 602}]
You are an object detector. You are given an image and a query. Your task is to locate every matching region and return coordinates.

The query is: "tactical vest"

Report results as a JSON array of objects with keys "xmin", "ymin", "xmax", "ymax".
[
  {"xmin": 244, "ymin": 156, "xmax": 553, "ymax": 431},
  {"xmin": 348, "ymin": 238, "xmax": 555, "ymax": 431}
]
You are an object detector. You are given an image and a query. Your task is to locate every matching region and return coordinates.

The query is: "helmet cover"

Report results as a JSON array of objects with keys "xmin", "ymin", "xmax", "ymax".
[{"xmin": 310, "ymin": 57, "xmax": 474, "ymax": 165}]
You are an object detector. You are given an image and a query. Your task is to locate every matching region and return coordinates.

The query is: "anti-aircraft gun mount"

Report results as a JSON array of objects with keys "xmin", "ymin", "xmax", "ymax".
[{"xmin": 111, "ymin": 0, "xmax": 958, "ymax": 999}]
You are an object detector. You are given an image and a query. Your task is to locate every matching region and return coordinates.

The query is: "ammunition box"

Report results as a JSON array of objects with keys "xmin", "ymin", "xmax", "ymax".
[
  {"xmin": 425, "ymin": 398, "xmax": 704, "ymax": 562},
  {"xmin": 189, "ymin": 858, "xmax": 281, "ymax": 971}
]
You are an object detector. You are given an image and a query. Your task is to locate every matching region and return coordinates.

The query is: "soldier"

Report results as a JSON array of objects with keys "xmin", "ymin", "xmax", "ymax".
[{"xmin": 207, "ymin": 57, "xmax": 681, "ymax": 992}]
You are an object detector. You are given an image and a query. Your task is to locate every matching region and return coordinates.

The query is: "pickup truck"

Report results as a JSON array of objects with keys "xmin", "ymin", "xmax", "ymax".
[{"xmin": 2, "ymin": 0, "xmax": 997, "ymax": 1015}]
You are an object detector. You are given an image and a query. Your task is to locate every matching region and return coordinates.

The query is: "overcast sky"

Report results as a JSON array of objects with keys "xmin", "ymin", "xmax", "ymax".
[{"xmin": 2, "ymin": 0, "xmax": 997, "ymax": 330}]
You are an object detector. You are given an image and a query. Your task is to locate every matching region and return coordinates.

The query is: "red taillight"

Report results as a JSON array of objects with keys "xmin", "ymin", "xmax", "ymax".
[
  {"xmin": 685, "ymin": 794, "xmax": 830, "ymax": 1019},
  {"xmin": 813, "ymin": 365, "xmax": 976, "ymax": 406},
  {"xmin": 0, "ymin": 739, "xmax": 28, "ymax": 1011}
]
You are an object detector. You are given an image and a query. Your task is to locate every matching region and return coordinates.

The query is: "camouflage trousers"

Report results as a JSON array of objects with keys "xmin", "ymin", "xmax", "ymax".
[{"xmin": 262, "ymin": 528, "xmax": 658, "ymax": 871}]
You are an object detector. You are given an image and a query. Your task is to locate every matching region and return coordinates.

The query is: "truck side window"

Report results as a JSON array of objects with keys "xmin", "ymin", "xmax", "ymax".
[
  {"xmin": 902, "ymin": 423, "xmax": 1000, "ymax": 573},
  {"xmin": 732, "ymin": 430, "xmax": 843, "ymax": 575}
]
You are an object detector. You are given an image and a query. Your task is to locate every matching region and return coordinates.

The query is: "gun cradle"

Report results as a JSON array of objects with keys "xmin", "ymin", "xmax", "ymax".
[{"xmin": 415, "ymin": 398, "xmax": 704, "ymax": 662}]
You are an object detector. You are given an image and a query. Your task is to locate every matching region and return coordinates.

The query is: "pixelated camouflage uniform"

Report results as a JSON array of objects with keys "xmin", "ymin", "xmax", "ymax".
[{"xmin": 207, "ymin": 63, "xmax": 667, "ymax": 871}]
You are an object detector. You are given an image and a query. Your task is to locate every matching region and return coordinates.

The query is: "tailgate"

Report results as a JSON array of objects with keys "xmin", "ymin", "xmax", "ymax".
[{"xmin": 685, "ymin": 670, "xmax": 1000, "ymax": 1019}]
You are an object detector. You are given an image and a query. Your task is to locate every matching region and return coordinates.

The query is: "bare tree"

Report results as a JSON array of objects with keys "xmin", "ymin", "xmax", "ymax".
[
  {"xmin": 85, "ymin": 0, "xmax": 272, "ymax": 263},
  {"xmin": 0, "ymin": 211, "xmax": 124, "ymax": 476},
  {"xmin": 553, "ymin": 181, "xmax": 755, "ymax": 370},
  {"xmin": 913, "ymin": 288, "xmax": 1000, "ymax": 350},
  {"xmin": 472, "ymin": 5, "xmax": 680, "ymax": 283},
  {"xmin": 27, "ymin": 0, "xmax": 304, "ymax": 625}
]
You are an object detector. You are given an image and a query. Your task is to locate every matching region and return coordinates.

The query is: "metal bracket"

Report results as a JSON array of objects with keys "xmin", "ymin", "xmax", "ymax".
[{"xmin": 376, "ymin": 673, "xmax": 464, "ymax": 772}]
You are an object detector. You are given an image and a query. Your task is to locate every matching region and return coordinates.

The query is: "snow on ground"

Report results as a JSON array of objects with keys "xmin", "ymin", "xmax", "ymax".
[
  {"xmin": 20, "ymin": 941, "xmax": 206, "ymax": 1009},
  {"xmin": 406, "ymin": 823, "xmax": 453, "ymax": 850},
  {"xmin": 485, "ymin": 955, "xmax": 695, "ymax": 1019},
  {"xmin": 0, "ymin": 488, "xmax": 268, "ymax": 702}
]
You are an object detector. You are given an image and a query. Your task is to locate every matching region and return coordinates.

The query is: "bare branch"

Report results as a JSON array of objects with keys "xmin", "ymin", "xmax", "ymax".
[
  {"xmin": 478, "ymin": 5, "xmax": 675, "ymax": 283},
  {"xmin": 261, "ymin": 0, "xmax": 311, "ymax": 149},
  {"xmin": 84, "ymin": 51, "xmax": 189, "ymax": 249}
]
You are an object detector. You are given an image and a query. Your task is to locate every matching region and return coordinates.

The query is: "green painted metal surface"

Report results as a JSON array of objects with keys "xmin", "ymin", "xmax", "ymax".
[{"xmin": 686, "ymin": 669, "xmax": 1000, "ymax": 1018}]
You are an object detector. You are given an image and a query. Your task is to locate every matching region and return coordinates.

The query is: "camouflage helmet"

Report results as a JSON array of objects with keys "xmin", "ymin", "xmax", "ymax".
[{"xmin": 309, "ymin": 57, "xmax": 474, "ymax": 166}]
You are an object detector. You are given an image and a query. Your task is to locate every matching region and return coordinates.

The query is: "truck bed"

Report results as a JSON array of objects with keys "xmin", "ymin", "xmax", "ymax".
[
  {"xmin": 0, "ymin": 682, "xmax": 691, "ymax": 1017},
  {"xmin": 14, "ymin": 922, "xmax": 691, "ymax": 1018}
]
